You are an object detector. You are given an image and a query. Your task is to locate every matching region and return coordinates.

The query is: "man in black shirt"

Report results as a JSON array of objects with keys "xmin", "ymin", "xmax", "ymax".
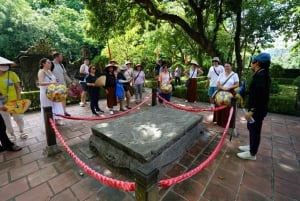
[{"xmin": 237, "ymin": 53, "xmax": 271, "ymax": 160}]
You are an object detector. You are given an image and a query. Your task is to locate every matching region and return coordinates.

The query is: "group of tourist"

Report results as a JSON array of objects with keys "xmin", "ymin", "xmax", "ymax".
[
  {"xmin": 0, "ymin": 51, "xmax": 271, "ymax": 162},
  {"xmin": 77, "ymin": 59, "xmax": 145, "ymax": 115}
]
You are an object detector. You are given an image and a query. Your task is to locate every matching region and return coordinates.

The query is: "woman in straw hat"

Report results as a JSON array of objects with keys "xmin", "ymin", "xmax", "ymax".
[
  {"xmin": 133, "ymin": 64, "xmax": 145, "ymax": 103},
  {"xmin": 158, "ymin": 62, "xmax": 173, "ymax": 103},
  {"xmin": 184, "ymin": 60, "xmax": 203, "ymax": 103},
  {"xmin": 117, "ymin": 65, "xmax": 132, "ymax": 111},
  {"xmin": 0, "ymin": 56, "xmax": 26, "ymax": 141},
  {"xmin": 104, "ymin": 63, "xmax": 118, "ymax": 115}
]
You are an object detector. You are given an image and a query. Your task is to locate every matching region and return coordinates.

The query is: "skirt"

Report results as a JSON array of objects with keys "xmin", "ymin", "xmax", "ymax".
[
  {"xmin": 186, "ymin": 78, "xmax": 197, "ymax": 102},
  {"xmin": 106, "ymin": 87, "xmax": 117, "ymax": 108}
]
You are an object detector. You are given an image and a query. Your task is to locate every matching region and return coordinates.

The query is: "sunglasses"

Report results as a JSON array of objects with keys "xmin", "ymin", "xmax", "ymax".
[
  {"xmin": 252, "ymin": 60, "xmax": 257, "ymax": 64},
  {"xmin": 91, "ymin": 68, "xmax": 96, "ymax": 70}
]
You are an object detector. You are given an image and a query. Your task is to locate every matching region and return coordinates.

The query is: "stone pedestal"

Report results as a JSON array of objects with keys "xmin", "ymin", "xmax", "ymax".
[{"xmin": 89, "ymin": 106, "xmax": 204, "ymax": 173}]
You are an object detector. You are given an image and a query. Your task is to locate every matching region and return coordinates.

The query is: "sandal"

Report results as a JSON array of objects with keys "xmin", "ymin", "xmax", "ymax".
[{"xmin": 20, "ymin": 132, "xmax": 28, "ymax": 139}]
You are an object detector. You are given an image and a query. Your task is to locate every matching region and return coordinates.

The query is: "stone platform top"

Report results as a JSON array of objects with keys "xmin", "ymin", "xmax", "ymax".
[{"xmin": 91, "ymin": 106, "xmax": 203, "ymax": 163}]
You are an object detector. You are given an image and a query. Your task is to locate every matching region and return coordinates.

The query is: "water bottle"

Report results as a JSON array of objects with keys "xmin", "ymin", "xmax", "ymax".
[{"xmin": 243, "ymin": 108, "xmax": 255, "ymax": 124}]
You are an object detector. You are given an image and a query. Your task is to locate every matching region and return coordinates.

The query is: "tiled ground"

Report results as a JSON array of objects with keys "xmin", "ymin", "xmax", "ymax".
[{"xmin": 0, "ymin": 91, "xmax": 299, "ymax": 201}]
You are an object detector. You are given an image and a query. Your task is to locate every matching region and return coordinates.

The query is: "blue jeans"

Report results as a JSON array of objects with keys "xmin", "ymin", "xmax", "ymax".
[{"xmin": 158, "ymin": 92, "xmax": 171, "ymax": 103}]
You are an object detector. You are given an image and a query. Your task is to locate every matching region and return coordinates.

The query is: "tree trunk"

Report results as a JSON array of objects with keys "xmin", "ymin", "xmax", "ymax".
[{"xmin": 234, "ymin": 1, "xmax": 243, "ymax": 78}]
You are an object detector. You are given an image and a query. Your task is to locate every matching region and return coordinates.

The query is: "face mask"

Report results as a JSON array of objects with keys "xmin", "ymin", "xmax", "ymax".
[{"xmin": 0, "ymin": 66, "xmax": 9, "ymax": 71}]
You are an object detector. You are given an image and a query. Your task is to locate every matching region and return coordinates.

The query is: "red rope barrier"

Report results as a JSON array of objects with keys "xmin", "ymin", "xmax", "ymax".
[
  {"xmin": 49, "ymin": 118, "xmax": 136, "ymax": 191},
  {"xmin": 157, "ymin": 94, "xmax": 227, "ymax": 112},
  {"xmin": 56, "ymin": 94, "xmax": 152, "ymax": 121},
  {"xmin": 159, "ymin": 107, "xmax": 234, "ymax": 188},
  {"xmin": 49, "ymin": 92, "xmax": 233, "ymax": 191}
]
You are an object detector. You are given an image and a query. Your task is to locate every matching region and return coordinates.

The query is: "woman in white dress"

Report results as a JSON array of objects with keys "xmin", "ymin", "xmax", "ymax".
[{"xmin": 37, "ymin": 58, "xmax": 64, "ymax": 126}]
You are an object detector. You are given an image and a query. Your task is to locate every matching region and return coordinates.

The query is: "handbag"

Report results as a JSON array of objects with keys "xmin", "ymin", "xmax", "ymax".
[
  {"xmin": 74, "ymin": 71, "xmax": 86, "ymax": 81},
  {"xmin": 115, "ymin": 81, "xmax": 124, "ymax": 99},
  {"xmin": 185, "ymin": 69, "xmax": 196, "ymax": 87}
]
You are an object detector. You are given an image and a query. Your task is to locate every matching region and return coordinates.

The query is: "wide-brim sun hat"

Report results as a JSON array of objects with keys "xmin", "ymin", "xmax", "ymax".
[
  {"xmin": 119, "ymin": 65, "xmax": 127, "ymax": 70},
  {"xmin": 125, "ymin": 61, "xmax": 132, "ymax": 65},
  {"xmin": 134, "ymin": 64, "xmax": 143, "ymax": 69},
  {"xmin": 0, "ymin": 56, "xmax": 14, "ymax": 65},
  {"xmin": 105, "ymin": 63, "xmax": 118, "ymax": 69},
  {"xmin": 190, "ymin": 60, "xmax": 199, "ymax": 66},
  {"xmin": 109, "ymin": 59, "xmax": 118, "ymax": 64},
  {"xmin": 212, "ymin": 57, "xmax": 220, "ymax": 62}
]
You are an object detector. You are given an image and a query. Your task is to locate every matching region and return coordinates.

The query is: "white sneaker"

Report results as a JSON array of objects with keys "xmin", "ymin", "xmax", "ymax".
[
  {"xmin": 79, "ymin": 102, "xmax": 85, "ymax": 107},
  {"xmin": 185, "ymin": 100, "xmax": 188, "ymax": 102},
  {"xmin": 109, "ymin": 110, "xmax": 114, "ymax": 115},
  {"xmin": 238, "ymin": 145, "xmax": 250, "ymax": 152},
  {"xmin": 237, "ymin": 151, "xmax": 256, "ymax": 160}
]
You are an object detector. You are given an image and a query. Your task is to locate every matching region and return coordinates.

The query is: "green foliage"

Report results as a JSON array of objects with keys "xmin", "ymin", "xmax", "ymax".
[
  {"xmin": 293, "ymin": 76, "xmax": 300, "ymax": 86},
  {"xmin": 268, "ymin": 95, "xmax": 296, "ymax": 115},
  {"xmin": 270, "ymin": 80, "xmax": 281, "ymax": 94},
  {"xmin": 270, "ymin": 64, "xmax": 285, "ymax": 78},
  {"xmin": 272, "ymin": 78, "xmax": 295, "ymax": 85}
]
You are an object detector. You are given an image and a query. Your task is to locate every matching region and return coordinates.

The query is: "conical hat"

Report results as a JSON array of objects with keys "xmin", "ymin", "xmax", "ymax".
[
  {"xmin": 95, "ymin": 75, "xmax": 106, "ymax": 87},
  {"xmin": 0, "ymin": 56, "xmax": 14, "ymax": 65}
]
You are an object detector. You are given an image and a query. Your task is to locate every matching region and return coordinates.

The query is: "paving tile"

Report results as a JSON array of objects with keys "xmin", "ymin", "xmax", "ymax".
[
  {"xmin": 275, "ymin": 176, "xmax": 300, "ymax": 199},
  {"xmin": 4, "ymin": 147, "xmax": 30, "ymax": 161},
  {"xmin": 178, "ymin": 153, "xmax": 195, "ymax": 168},
  {"xmin": 0, "ymin": 178, "xmax": 29, "ymax": 200},
  {"xmin": 50, "ymin": 189, "xmax": 77, "ymax": 201},
  {"xmin": 173, "ymin": 179, "xmax": 204, "ymax": 201},
  {"xmin": 218, "ymin": 154, "xmax": 244, "ymax": 175},
  {"xmin": 65, "ymin": 136, "xmax": 85, "ymax": 146},
  {"xmin": 15, "ymin": 183, "xmax": 53, "ymax": 201},
  {"xmin": 49, "ymin": 169, "xmax": 81, "ymax": 193},
  {"xmin": 274, "ymin": 192, "xmax": 298, "ymax": 201},
  {"xmin": 10, "ymin": 161, "xmax": 39, "ymax": 181},
  {"xmin": 28, "ymin": 166, "xmax": 58, "ymax": 187},
  {"xmin": 160, "ymin": 190, "xmax": 188, "ymax": 201},
  {"xmin": 0, "ymin": 172, "xmax": 9, "ymax": 187},
  {"xmin": 203, "ymin": 181, "xmax": 236, "ymax": 201},
  {"xmin": 37, "ymin": 153, "xmax": 66, "ymax": 169},
  {"xmin": 28, "ymin": 141, "xmax": 46, "ymax": 152},
  {"xmin": 0, "ymin": 153, "xmax": 4, "ymax": 163},
  {"xmin": 274, "ymin": 159, "xmax": 300, "ymax": 185},
  {"xmin": 0, "ymin": 158, "xmax": 22, "ymax": 175},
  {"xmin": 53, "ymin": 157, "xmax": 74, "ymax": 173},
  {"xmin": 237, "ymin": 186, "xmax": 271, "ymax": 201},
  {"xmin": 190, "ymin": 168, "xmax": 213, "ymax": 186},
  {"xmin": 242, "ymin": 171, "xmax": 272, "ymax": 197},
  {"xmin": 210, "ymin": 167, "xmax": 242, "ymax": 191},
  {"xmin": 21, "ymin": 150, "xmax": 44, "ymax": 164},
  {"xmin": 93, "ymin": 186, "xmax": 135, "ymax": 201},
  {"xmin": 71, "ymin": 177, "xmax": 103, "ymax": 200},
  {"xmin": 165, "ymin": 163, "xmax": 187, "ymax": 178},
  {"xmin": 16, "ymin": 137, "xmax": 39, "ymax": 147}
]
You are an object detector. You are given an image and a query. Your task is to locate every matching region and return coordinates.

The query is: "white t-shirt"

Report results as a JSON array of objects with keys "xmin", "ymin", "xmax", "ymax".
[
  {"xmin": 217, "ymin": 72, "xmax": 239, "ymax": 88},
  {"xmin": 52, "ymin": 61, "xmax": 67, "ymax": 85},
  {"xmin": 189, "ymin": 68, "xmax": 198, "ymax": 78},
  {"xmin": 79, "ymin": 64, "xmax": 89, "ymax": 82},
  {"xmin": 207, "ymin": 65, "xmax": 225, "ymax": 87}
]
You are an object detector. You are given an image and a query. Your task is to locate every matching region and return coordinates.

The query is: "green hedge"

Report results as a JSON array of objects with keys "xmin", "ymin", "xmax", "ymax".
[
  {"xmin": 21, "ymin": 80, "xmax": 297, "ymax": 116},
  {"xmin": 273, "ymin": 78, "xmax": 295, "ymax": 85},
  {"xmin": 268, "ymin": 95, "xmax": 296, "ymax": 115},
  {"xmin": 171, "ymin": 85, "xmax": 296, "ymax": 115}
]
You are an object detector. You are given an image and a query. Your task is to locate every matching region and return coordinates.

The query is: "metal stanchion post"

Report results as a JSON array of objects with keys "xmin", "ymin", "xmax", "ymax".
[
  {"xmin": 229, "ymin": 97, "xmax": 238, "ymax": 139},
  {"xmin": 43, "ymin": 106, "xmax": 61, "ymax": 156},
  {"xmin": 135, "ymin": 166, "xmax": 159, "ymax": 201},
  {"xmin": 152, "ymin": 88, "xmax": 157, "ymax": 106}
]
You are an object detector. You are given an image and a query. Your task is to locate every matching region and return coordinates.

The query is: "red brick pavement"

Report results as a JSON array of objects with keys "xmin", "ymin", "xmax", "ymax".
[{"xmin": 0, "ymin": 93, "xmax": 299, "ymax": 201}]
